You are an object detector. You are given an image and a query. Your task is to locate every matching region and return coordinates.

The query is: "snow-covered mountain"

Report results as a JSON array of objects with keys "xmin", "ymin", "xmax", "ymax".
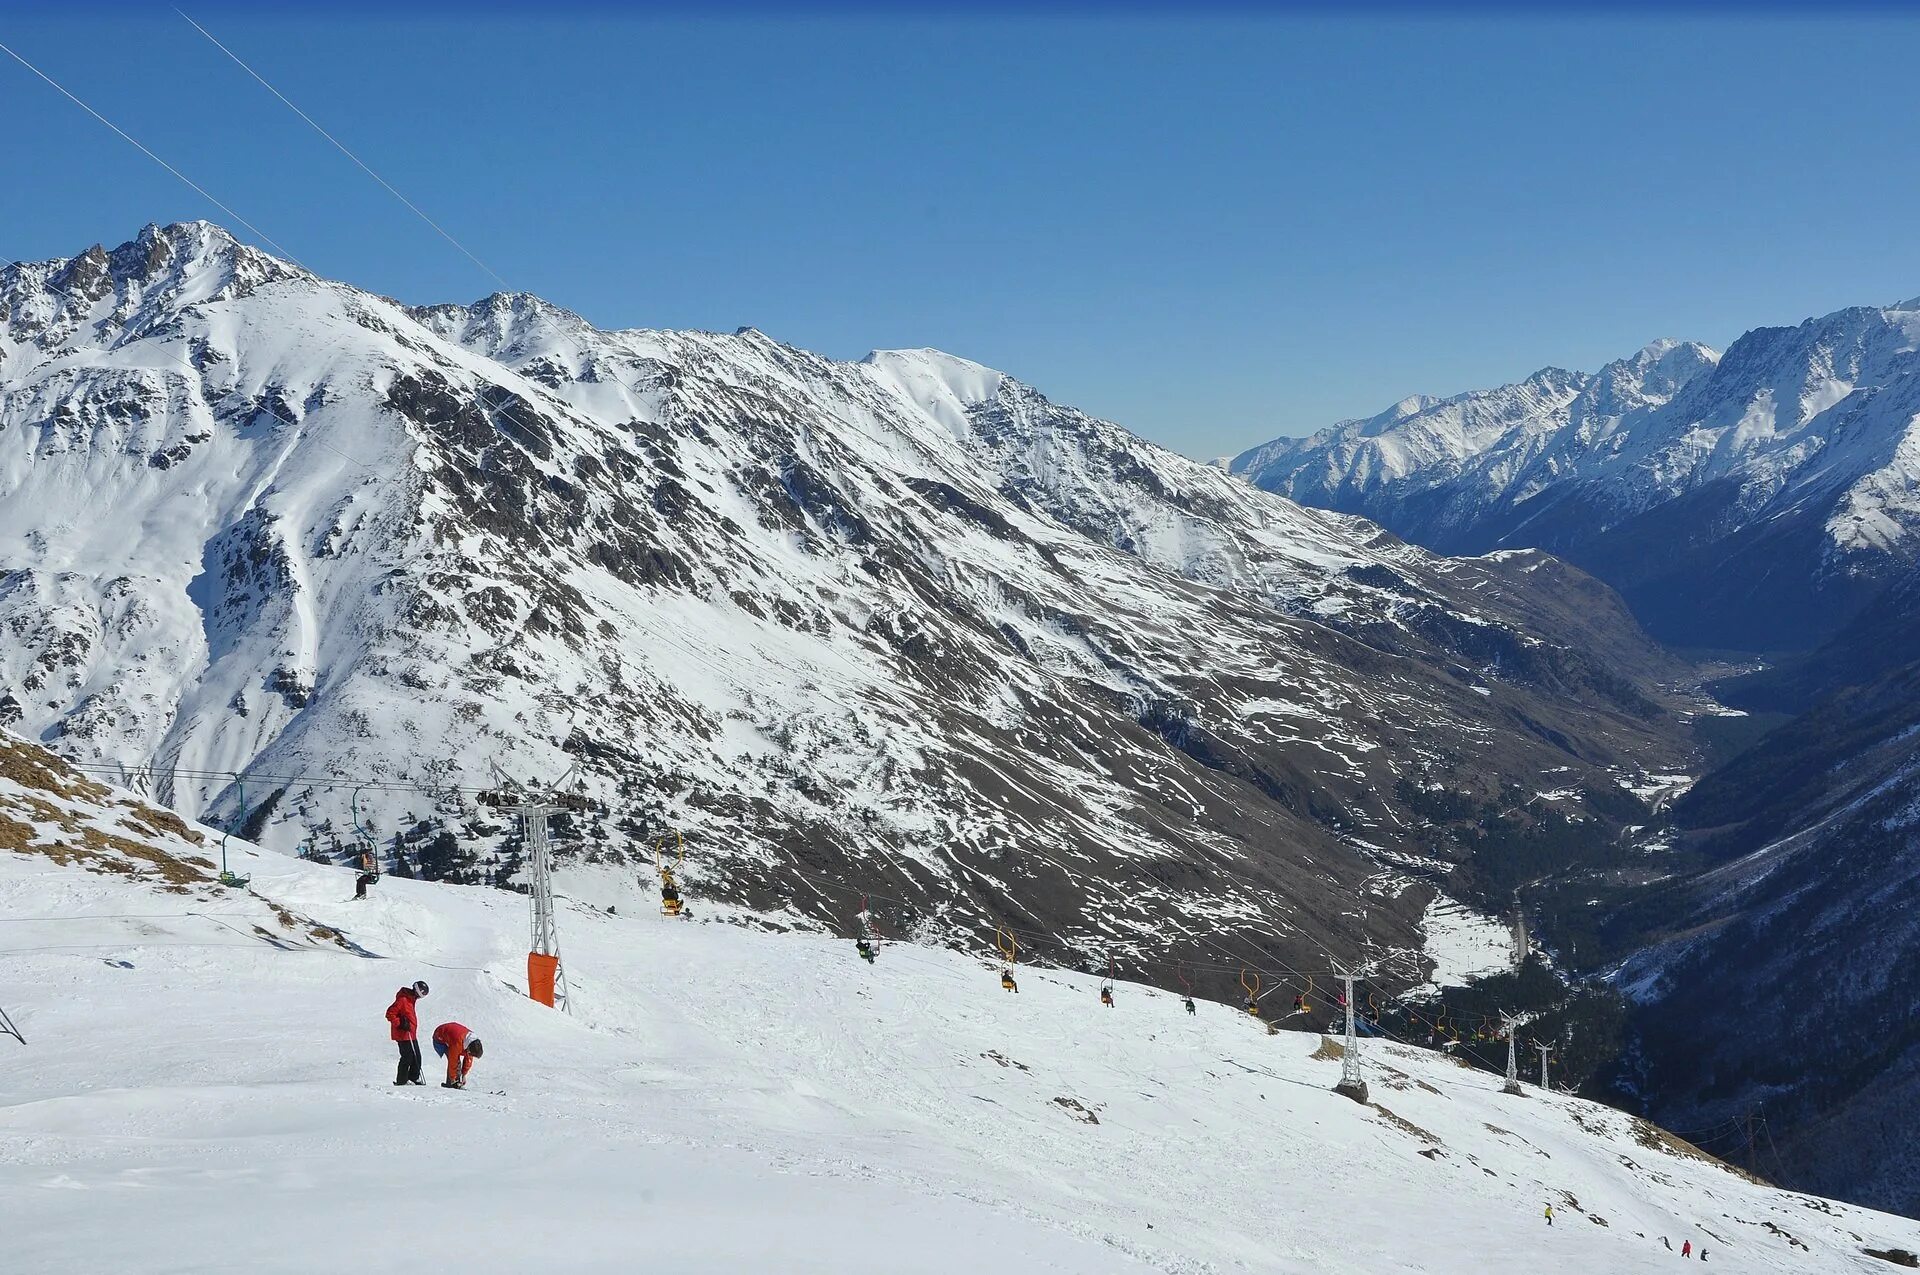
[
  {"xmin": 5, "ymin": 733, "xmax": 1916, "ymax": 1275},
  {"xmin": 1233, "ymin": 305, "xmax": 1920, "ymax": 649},
  {"xmin": 0, "ymin": 222, "xmax": 1694, "ymax": 993}
]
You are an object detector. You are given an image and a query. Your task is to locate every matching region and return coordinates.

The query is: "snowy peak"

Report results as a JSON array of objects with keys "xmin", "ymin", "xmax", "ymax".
[
  {"xmin": 1234, "ymin": 298, "xmax": 1920, "ymax": 648},
  {"xmin": 0, "ymin": 222, "xmax": 1698, "ymax": 1004},
  {"xmin": 3, "ymin": 221, "xmax": 303, "ymax": 351},
  {"xmin": 1589, "ymin": 338, "xmax": 1719, "ymax": 412},
  {"xmin": 408, "ymin": 290, "xmax": 595, "ymax": 359},
  {"xmin": 862, "ymin": 347, "xmax": 1010, "ymax": 440}
]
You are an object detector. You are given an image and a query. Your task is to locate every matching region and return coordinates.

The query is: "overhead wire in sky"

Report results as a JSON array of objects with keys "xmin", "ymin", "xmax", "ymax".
[
  {"xmin": 173, "ymin": 8, "xmax": 512, "ymax": 294},
  {"xmin": 0, "ymin": 36, "xmax": 302, "ymax": 266},
  {"xmin": 5, "ymin": 18, "xmax": 1475, "ymax": 1032}
]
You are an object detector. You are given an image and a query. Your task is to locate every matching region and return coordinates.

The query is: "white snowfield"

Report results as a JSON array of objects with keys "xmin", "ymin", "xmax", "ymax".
[{"xmin": 3, "ymin": 766, "xmax": 1916, "ymax": 1273}]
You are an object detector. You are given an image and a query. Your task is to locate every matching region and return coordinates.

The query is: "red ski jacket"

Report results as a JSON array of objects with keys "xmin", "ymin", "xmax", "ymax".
[
  {"xmin": 386, "ymin": 988, "xmax": 420, "ymax": 1041},
  {"xmin": 432, "ymin": 1021, "xmax": 473, "ymax": 1053},
  {"xmin": 433, "ymin": 1021, "xmax": 477, "ymax": 1084}
]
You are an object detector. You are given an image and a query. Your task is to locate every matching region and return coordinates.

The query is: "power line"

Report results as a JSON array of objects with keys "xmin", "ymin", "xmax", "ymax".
[
  {"xmin": 175, "ymin": 8, "xmax": 510, "ymax": 292},
  {"xmin": 0, "ymin": 37, "xmax": 301, "ymax": 265}
]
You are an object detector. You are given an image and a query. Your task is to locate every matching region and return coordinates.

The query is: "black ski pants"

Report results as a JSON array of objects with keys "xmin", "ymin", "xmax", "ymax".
[{"xmin": 395, "ymin": 1038, "xmax": 423, "ymax": 1084}]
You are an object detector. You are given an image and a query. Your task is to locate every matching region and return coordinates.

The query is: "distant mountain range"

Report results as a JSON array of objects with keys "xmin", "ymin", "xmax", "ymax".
[
  {"xmin": 1234, "ymin": 299, "xmax": 1920, "ymax": 1213},
  {"xmin": 10, "ymin": 222, "xmax": 1920, "ymax": 1214},
  {"xmin": 1233, "ymin": 305, "xmax": 1920, "ymax": 650}
]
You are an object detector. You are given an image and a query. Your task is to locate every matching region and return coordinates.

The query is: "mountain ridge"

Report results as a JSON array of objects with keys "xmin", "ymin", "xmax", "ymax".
[
  {"xmin": 0, "ymin": 221, "xmax": 1694, "ymax": 999},
  {"xmin": 1232, "ymin": 300, "xmax": 1920, "ymax": 648}
]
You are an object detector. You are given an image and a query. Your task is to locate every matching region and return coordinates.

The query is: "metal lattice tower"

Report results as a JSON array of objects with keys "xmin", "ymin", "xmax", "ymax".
[
  {"xmin": 523, "ymin": 799, "xmax": 568, "ymax": 1010},
  {"xmin": 1536, "ymin": 1041, "xmax": 1553, "ymax": 1090},
  {"xmin": 1331, "ymin": 963, "xmax": 1369, "ymax": 1104},
  {"xmin": 1501, "ymin": 1010, "xmax": 1525, "ymax": 1095},
  {"xmin": 484, "ymin": 766, "xmax": 590, "ymax": 1015}
]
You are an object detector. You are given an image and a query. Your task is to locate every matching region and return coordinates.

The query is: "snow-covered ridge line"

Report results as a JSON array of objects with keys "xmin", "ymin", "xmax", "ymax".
[
  {"xmin": 1232, "ymin": 304, "xmax": 1920, "ymax": 648},
  {"xmin": 2, "ymin": 221, "xmax": 1687, "ymax": 994}
]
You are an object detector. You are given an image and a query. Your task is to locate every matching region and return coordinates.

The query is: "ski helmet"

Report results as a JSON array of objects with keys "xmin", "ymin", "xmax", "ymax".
[
  {"xmin": 413, "ymin": 980, "xmax": 429, "ymax": 997},
  {"xmin": 466, "ymin": 1038, "xmax": 483, "ymax": 1058}
]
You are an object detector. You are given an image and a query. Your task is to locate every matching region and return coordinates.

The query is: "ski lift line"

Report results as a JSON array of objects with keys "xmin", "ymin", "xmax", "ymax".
[
  {"xmin": 175, "ymin": 8, "xmax": 510, "ymax": 292},
  {"xmin": 60, "ymin": 761, "xmax": 494, "ymax": 797},
  {"xmin": 40, "ymin": 754, "xmax": 1375, "ymax": 990},
  {"xmin": 0, "ymin": 911, "xmax": 253, "ymax": 923},
  {"xmin": 0, "ymin": 38, "xmax": 302, "ymax": 265},
  {"xmin": 61, "ymin": 764, "xmax": 1390, "ymax": 993}
]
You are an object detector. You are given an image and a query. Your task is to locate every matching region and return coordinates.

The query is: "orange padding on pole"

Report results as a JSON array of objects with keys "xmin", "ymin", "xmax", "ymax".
[{"xmin": 527, "ymin": 952, "xmax": 559, "ymax": 1007}]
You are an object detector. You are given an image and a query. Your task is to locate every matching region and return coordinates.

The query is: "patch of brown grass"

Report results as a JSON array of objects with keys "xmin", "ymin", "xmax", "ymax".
[
  {"xmin": 0, "ymin": 737, "xmax": 108, "ymax": 802},
  {"xmin": 80, "ymin": 826, "xmax": 211, "ymax": 887},
  {"xmin": 1369, "ymin": 1102, "xmax": 1441, "ymax": 1145},
  {"xmin": 0, "ymin": 812, "xmax": 38, "ymax": 853},
  {"xmin": 1631, "ymin": 1117, "xmax": 1769, "ymax": 1186},
  {"xmin": 124, "ymin": 802, "xmax": 202, "ymax": 844}
]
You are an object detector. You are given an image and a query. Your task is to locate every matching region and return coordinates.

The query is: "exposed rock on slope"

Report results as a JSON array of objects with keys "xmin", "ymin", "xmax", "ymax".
[
  {"xmin": 1608, "ymin": 627, "xmax": 1920, "ymax": 1212},
  {"xmin": 0, "ymin": 223, "xmax": 1691, "ymax": 993}
]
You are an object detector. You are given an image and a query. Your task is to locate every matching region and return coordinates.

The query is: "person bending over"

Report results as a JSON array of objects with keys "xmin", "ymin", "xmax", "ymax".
[{"xmin": 432, "ymin": 1021, "xmax": 484, "ymax": 1089}]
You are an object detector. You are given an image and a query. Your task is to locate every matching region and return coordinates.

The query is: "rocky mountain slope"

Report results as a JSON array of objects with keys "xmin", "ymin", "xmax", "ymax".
[
  {"xmin": 1602, "ymin": 580, "xmax": 1920, "ymax": 1214},
  {"xmin": 0, "ymin": 222, "xmax": 1695, "ymax": 995},
  {"xmin": 1233, "ymin": 305, "xmax": 1920, "ymax": 650}
]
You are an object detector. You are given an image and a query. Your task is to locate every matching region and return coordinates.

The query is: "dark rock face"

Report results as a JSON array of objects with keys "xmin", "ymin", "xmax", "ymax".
[{"xmin": 1594, "ymin": 574, "xmax": 1920, "ymax": 1211}]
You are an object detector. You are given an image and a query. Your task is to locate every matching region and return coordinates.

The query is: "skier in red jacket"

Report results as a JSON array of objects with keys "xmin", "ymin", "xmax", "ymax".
[
  {"xmin": 385, "ymin": 980, "xmax": 429, "ymax": 1085},
  {"xmin": 432, "ymin": 1021, "xmax": 484, "ymax": 1089}
]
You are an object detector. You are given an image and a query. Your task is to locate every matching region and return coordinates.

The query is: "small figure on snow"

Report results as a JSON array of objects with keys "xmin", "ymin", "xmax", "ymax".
[
  {"xmin": 355, "ymin": 850, "xmax": 379, "ymax": 900},
  {"xmin": 1543, "ymin": 1204, "xmax": 1553, "ymax": 1227},
  {"xmin": 386, "ymin": 980, "xmax": 429, "ymax": 1085},
  {"xmin": 1681, "ymin": 1240, "xmax": 1692, "ymax": 1258},
  {"xmin": 432, "ymin": 1021, "xmax": 484, "ymax": 1088}
]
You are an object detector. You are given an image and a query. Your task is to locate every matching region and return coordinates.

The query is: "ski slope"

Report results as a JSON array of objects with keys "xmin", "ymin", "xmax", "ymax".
[{"xmin": 3, "ymin": 757, "xmax": 1917, "ymax": 1273}]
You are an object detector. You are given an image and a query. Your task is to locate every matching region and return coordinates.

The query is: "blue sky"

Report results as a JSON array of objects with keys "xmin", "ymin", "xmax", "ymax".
[{"xmin": 4, "ymin": 6, "xmax": 1919, "ymax": 458}]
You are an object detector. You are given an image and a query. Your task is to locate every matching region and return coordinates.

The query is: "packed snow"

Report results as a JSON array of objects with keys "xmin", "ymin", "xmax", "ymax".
[{"xmin": 5, "ymin": 754, "xmax": 1916, "ymax": 1273}]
